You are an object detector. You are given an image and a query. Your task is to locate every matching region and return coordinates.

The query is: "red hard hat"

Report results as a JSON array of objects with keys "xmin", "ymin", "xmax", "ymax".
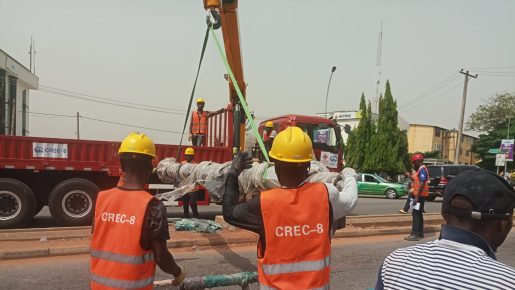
[{"xmin": 411, "ymin": 153, "xmax": 424, "ymax": 162}]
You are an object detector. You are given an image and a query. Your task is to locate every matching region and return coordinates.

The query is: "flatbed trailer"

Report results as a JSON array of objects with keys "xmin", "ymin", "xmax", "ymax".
[{"xmin": 0, "ymin": 112, "xmax": 232, "ymax": 228}]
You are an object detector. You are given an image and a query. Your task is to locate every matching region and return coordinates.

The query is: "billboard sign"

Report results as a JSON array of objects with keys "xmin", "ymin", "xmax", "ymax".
[{"xmin": 500, "ymin": 139, "xmax": 514, "ymax": 161}]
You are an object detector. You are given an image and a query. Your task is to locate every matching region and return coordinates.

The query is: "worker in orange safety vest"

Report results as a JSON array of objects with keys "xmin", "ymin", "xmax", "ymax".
[
  {"xmin": 91, "ymin": 132, "xmax": 186, "ymax": 289},
  {"xmin": 404, "ymin": 153, "xmax": 430, "ymax": 241},
  {"xmin": 223, "ymin": 126, "xmax": 358, "ymax": 289},
  {"xmin": 189, "ymin": 98, "xmax": 226, "ymax": 146}
]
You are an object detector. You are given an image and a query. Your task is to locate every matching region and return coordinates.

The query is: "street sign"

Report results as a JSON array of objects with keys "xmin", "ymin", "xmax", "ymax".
[
  {"xmin": 500, "ymin": 139, "xmax": 514, "ymax": 161},
  {"xmin": 495, "ymin": 154, "xmax": 505, "ymax": 167}
]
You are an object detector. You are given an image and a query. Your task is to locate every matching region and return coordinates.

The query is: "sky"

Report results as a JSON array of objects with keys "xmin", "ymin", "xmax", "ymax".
[{"xmin": 1, "ymin": 0, "xmax": 514, "ymax": 144}]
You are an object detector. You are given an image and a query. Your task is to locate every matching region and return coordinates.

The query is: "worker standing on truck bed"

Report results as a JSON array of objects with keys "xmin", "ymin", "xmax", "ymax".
[
  {"xmin": 189, "ymin": 98, "xmax": 225, "ymax": 146},
  {"xmin": 262, "ymin": 121, "xmax": 277, "ymax": 152},
  {"xmin": 223, "ymin": 126, "xmax": 358, "ymax": 289},
  {"xmin": 91, "ymin": 132, "xmax": 186, "ymax": 289},
  {"xmin": 180, "ymin": 147, "xmax": 200, "ymax": 218}
]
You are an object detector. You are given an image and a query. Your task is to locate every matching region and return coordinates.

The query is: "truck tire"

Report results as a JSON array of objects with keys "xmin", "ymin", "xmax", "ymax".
[
  {"xmin": 0, "ymin": 178, "xmax": 37, "ymax": 228},
  {"xmin": 48, "ymin": 178, "xmax": 99, "ymax": 226}
]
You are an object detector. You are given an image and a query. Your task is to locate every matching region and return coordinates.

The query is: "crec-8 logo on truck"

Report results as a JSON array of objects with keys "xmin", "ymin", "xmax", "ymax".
[{"xmin": 34, "ymin": 147, "xmax": 67, "ymax": 154}]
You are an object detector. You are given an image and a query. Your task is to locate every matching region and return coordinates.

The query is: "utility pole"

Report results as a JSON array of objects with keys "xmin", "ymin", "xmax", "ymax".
[
  {"xmin": 28, "ymin": 36, "xmax": 33, "ymax": 72},
  {"xmin": 375, "ymin": 21, "xmax": 383, "ymax": 114},
  {"xmin": 454, "ymin": 69, "xmax": 478, "ymax": 164},
  {"xmin": 28, "ymin": 36, "xmax": 36, "ymax": 74},
  {"xmin": 504, "ymin": 116, "xmax": 511, "ymax": 179},
  {"xmin": 76, "ymin": 112, "xmax": 80, "ymax": 140}
]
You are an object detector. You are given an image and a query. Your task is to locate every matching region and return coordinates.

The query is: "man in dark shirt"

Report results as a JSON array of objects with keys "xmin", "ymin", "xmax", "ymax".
[
  {"xmin": 91, "ymin": 132, "xmax": 186, "ymax": 288},
  {"xmin": 222, "ymin": 128, "xmax": 358, "ymax": 278},
  {"xmin": 376, "ymin": 169, "xmax": 515, "ymax": 289}
]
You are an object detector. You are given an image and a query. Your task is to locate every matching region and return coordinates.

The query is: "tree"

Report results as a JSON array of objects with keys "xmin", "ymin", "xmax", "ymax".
[
  {"xmin": 345, "ymin": 93, "xmax": 368, "ymax": 169},
  {"xmin": 362, "ymin": 101, "xmax": 377, "ymax": 172},
  {"xmin": 471, "ymin": 121, "xmax": 515, "ymax": 171},
  {"xmin": 370, "ymin": 81, "xmax": 409, "ymax": 177},
  {"xmin": 467, "ymin": 93, "xmax": 515, "ymax": 132}
]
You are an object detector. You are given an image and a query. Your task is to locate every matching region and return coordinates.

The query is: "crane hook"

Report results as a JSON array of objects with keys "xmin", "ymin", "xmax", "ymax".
[{"xmin": 206, "ymin": 9, "xmax": 222, "ymax": 30}]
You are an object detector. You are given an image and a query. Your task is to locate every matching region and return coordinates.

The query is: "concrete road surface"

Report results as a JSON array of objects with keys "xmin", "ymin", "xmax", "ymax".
[
  {"xmin": 1, "ymin": 232, "xmax": 513, "ymax": 290},
  {"xmin": 29, "ymin": 196, "xmax": 444, "ymax": 228}
]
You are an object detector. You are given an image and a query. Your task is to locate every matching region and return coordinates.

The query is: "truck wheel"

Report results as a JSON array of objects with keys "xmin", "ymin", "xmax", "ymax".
[
  {"xmin": 49, "ymin": 178, "xmax": 99, "ymax": 226},
  {"xmin": 0, "ymin": 178, "xmax": 37, "ymax": 228},
  {"xmin": 384, "ymin": 188, "xmax": 398, "ymax": 199}
]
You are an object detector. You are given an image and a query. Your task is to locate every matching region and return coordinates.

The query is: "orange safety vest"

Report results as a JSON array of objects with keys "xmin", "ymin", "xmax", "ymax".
[
  {"xmin": 91, "ymin": 188, "xmax": 156, "ymax": 290},
  {"xmin": 412, "ymin": 165, "xmax": 430, "ymax": 198},
  {"xmin": 191, "ymin": 110, "xmax": 208, "ymax": 135},
  {"xmin": 258, "ymin": 183, "xmax": 331, "ymax": 290}
]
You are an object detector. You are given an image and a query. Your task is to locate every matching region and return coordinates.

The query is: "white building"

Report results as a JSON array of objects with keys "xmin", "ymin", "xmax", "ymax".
[
  {"xmin": 318, "ymin": 110, "xmax": 409, "ymax": 143},
  {"xmin": 0, "ymin": 49, "xmax": 39, "ymax": 136}
]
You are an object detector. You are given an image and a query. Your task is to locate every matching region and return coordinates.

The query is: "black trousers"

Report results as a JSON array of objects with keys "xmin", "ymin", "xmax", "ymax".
[
  {"xmin": 412, "ymin": 196, "xmax": 426, "ymax": 237},
  {"xmin": 181, "ymin": 191, "xmax": 200, "ymax": 218}
]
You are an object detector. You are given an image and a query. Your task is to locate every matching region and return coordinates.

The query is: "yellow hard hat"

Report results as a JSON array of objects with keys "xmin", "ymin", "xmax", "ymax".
[
  {"xmin": 265, "ymin": 121, "xmax": 274, "ymax": 128},
  {"xmin": 269, "ymin": 126, "xmax": 313, "ymax": 163},
  {"xmin": 184, "ymin": 147, "xmax": 195, "ymax": 156},
  {"xmin": 118, "ymin": 132, "xmax": 157, "ymax": 159},
  {"xmin": 196, "ymin": 98, "xmax": 205, "ymax": 104}
]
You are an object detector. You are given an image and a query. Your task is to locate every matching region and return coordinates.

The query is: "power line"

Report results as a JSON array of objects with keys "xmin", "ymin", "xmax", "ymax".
[
  {"xmin": 81, "ymin": 116, "xmax": 185, "ymax": 134},
  {"xmin": 28, "ymin": 111, "xmax": 186, "ymax": 134},
  {"xmin": 478, "ymin": 73, "xmax": 515, "ymax": 77},
  {"xmin": 400, "ymin": 82, "xmax": 463, "ymax": 113},
  {"xmin": 38, "ymin": 87, "xmax": 187, "ymax": 115},
  {"xmin": 398, "ymin": 72, "xmax": 460, "ymax": 109},
  {"xmin": 465, "ymin": 66, "xmax": 515, "ymax": 70},
  {"xmin": 29, "ymin": 111, "xmax": 76, "ymax": 118},
  {"xmin": 39, "ymin": 84, "xmax": 186, "ymax": 113}
]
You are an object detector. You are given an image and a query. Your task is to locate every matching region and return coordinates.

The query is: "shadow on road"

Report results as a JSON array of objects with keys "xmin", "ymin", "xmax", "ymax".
[{"xmin": 210, "ymin": 231, "xmax": 256, "ymax": 272}]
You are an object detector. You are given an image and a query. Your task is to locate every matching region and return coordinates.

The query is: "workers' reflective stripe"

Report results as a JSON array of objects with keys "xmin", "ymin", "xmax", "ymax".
[
  {"xmin": 260, "ymin": 283, "xmax": 330, "ymax": 290},
  {"xmin": 91, "ymin": 274, "xmax": 154, "ymax": 289},
  {"xmin": 91, "ymin": 249, "xmax": 154, "ymax": 264},
  {"xmin": 261, "ymin": 256, "xmax": 331, "ymax": 275}
]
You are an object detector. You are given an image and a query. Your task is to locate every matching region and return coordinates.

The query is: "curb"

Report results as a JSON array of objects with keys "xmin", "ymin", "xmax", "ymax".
[{"xmin": 0, "ymin": 225, "xmax": 441, "ymax": 260}]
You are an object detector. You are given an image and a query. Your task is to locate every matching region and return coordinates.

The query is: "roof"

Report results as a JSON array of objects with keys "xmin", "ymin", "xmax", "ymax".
[
  {"xmin": 409, "ymin": 124, "xmax": 478, "ymax": 139},
  {"xmin": 0, "ymin": 48, "xmax": 39, "ymax": 89}
]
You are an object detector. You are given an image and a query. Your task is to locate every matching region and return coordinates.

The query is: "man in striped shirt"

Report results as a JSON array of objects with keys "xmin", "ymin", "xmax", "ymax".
[{"xmin": 375, "ymin": 169, "xmax": 515, "ymax": 289}]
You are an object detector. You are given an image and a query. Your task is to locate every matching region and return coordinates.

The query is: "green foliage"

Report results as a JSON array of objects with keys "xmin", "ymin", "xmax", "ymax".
[
  {"xmin": 345, "ymin": 93, "xmax": 367, "ymax": 169},
  {"xmin": 467, "ymin": 93, "xmax": 515, "ymax": 132},
  {"xmin": 471, "ymin": 122, "xmax": 515, "ymax": 171},
  {"xmin": 344, "ymin": 81, "xmax": 409, "ymax": 176},
  {"xmin": 371, "ymin": 81, "xmax": 410, "ymax": 176}
]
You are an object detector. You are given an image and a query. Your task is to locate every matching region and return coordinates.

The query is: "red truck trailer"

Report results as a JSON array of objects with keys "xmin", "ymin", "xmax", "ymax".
[{"xmin": 0, "ymin": 112, "xmax": 232, "ymax": 228}]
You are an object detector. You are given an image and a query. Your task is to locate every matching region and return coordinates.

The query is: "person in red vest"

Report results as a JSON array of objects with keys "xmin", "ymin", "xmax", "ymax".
[
  {"xmin": 223, "ymin": 126, "xmax": 358, "ymax": 289},
  {"xmin": 90, "ymin": 132, "xmax": 186, "ymax": 289},
  {"xmin": 189, "ymin": 98, "xmax": 226, "ymax": 146},
  {"xmin": 404, "ymin": 153, "xmax": 430, "ymax": 241}
]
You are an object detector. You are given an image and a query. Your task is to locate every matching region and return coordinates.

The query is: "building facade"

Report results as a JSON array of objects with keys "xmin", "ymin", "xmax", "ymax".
[
  {"xmin": 318, "ymin": 110, "xmax": 410, "ymax": 143},
  {"xmin": 0, "ymin": 49, "xmax": 38, "ymax": 136},
  {"xmin": 408, "ymin": 124, "xmax": 479, "ymax": 165}
]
